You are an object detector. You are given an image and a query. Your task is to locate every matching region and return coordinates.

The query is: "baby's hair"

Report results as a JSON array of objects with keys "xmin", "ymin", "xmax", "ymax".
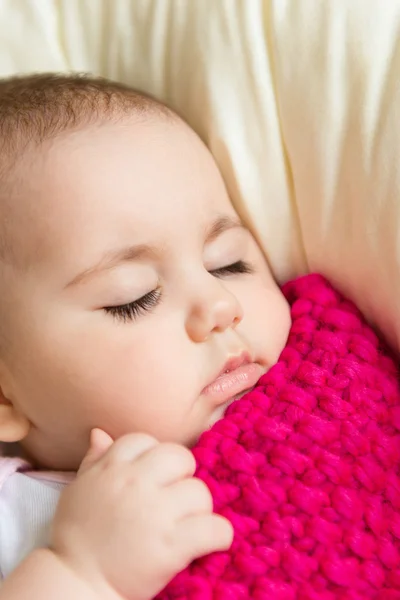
[{"xmin": 0, "ymin": 72, "xmax": 172, "ymax": 174}]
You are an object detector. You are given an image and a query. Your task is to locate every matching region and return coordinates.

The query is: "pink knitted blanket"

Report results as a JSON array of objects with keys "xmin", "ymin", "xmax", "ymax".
[{"xmin": 157, "ymin": 274, "xmax": 400, "ymax": 600}]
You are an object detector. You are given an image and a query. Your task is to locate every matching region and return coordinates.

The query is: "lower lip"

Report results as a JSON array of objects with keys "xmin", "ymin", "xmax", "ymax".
[{"xmin": 201, "ymin": 363, "xmax": 263, "ymax": 403}]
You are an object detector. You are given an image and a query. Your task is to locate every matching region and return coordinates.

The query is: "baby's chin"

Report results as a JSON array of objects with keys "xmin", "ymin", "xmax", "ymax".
[{"xmin": 206, "ymin": 385, "xmax": 257, "ymax": 431}]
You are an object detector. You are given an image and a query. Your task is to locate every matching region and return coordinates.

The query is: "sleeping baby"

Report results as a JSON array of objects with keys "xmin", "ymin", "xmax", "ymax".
[{"xmin": 0, "ymin": 74, "xmax": 398, "ymax": 600}]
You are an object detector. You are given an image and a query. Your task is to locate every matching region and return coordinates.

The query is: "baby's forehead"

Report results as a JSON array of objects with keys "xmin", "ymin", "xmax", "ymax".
[
  {"xmin": 0, "ymin": 72, "xmax": 174, "ymax": 239},
  {"xmin": 1, "ymin": 124, "xmax": 220, "ymax": 276},
  {"xmin": 3, "ymin": 118, "xmax": 188, "ymax": 263},
  {"xmin": 0, "ymin": 138, "xmax": 81, "ymax": 271}
]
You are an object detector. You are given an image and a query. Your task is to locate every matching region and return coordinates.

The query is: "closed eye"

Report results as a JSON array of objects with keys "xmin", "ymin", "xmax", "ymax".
[
  {"xmin": 104, "ymin": 289, "xmax": 161, "ymax": 322},
  {"xmin": 210, "ymin": 260, "xmax": 254, "ymax": 277},
  {"xmin": 103, "ymin": 260, "xmax": 253, "ymax": 323}
]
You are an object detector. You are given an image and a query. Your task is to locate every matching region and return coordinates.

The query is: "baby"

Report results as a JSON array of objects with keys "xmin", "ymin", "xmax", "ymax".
[{"xmin": 0, "ymin": 74, "xmax": 291, "ymax": 599}]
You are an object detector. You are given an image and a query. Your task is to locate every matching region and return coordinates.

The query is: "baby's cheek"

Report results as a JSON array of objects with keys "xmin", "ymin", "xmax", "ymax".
[
  {"xmin": 271, "ymin": 292, "xmax": 291, "ymax": 355},
  {"xmin": 246, "ymin": 284, "xmax": 291, "ymax": 363}
]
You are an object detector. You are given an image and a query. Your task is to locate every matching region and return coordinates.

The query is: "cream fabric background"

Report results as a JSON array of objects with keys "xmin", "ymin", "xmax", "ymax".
[{"xmin": 0, "ymin": 0, "xmax": 400, "ymax": 349}]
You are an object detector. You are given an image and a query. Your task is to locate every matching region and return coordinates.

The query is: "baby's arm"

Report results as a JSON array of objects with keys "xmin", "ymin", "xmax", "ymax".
[
  {"xmin": 0, "ymin": 430, "xmax": 233, "ymax": 600},
  {"xmin": 0, "ymin": 547, "xmax": 119, "ymax": 600}
]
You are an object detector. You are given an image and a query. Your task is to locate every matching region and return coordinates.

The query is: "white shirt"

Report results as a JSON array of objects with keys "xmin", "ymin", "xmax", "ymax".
[{"xmin": 0, "ymin": 457, "xmax": 69, "ymax": 580}]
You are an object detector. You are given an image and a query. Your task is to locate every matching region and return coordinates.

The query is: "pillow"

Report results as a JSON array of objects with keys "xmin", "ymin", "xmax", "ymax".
[{"xmin": 1, "ymin": 0, "xmax": 400, "ymax": 350}]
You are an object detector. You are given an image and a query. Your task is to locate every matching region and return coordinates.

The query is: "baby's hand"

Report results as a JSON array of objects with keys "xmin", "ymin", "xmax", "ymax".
[{"xmin": 49, "ymin": 429, "xmax": 233, "ymax": 600}]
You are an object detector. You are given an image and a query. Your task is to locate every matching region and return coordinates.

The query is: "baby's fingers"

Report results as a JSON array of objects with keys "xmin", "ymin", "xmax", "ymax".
[
  {"xmin": 167, "ymin": 477, "xmax": 213, "ymax": 518},
  {"xmin": 102, "ymin": 432, "xmax": 159, "ymax": 464},
  {"xmin": 78, "ymin": 429, "xmax": 114, "ymax": 474},
  {"xmin": 176, "ymin": 514, "xmax": 234, "ymax": 564},
  {"xmin": 135, "ymin": 443, "xmax": 196, "ymax": 486}
]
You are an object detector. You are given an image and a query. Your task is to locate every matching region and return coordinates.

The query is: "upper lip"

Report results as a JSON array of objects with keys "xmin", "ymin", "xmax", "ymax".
[{"xmin": 213, "ymin": 351, "xmax": 252, "ymax": 382}]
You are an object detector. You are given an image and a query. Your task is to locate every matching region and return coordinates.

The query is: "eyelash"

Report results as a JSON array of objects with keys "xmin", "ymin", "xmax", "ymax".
[
  {"xmin": 103, "ymin": 260, "xmax": 254, "ymax": 322},
  {"xmin": 210, "ymin": 259, "xmax": 254, "ymax": 277},
  {"xmin": 104, "ymin": 289, "xmax": 161, "ymax": 322}
]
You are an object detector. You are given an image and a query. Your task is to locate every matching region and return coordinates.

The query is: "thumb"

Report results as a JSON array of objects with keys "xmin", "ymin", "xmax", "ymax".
[{"xmin": 78, "ymin": 428, "xmax": 114, "ymax": 475}]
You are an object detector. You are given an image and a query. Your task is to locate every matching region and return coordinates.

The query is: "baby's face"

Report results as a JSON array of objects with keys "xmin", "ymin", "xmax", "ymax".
[{"xmin": 1, "ymin": 117, "xmax": 290, "ymax": 469}]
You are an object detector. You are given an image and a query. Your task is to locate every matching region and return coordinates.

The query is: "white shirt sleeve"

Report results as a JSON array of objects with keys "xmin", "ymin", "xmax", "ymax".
[{"xmin": 0, "ymin": 470, "xmax": 63, "ymax": 579}]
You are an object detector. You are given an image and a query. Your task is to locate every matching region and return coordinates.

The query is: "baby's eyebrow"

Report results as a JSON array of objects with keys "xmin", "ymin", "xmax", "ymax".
[
  {"xmin": 66, "ymin": 243, "xmax": 160, "ymax": 288},
  {"xmin": 66, "ymin": 215, "xmax": 244, "ymax": 288},
  {"xmin": 204, "ymin": 215, "xmax": 244, "ymax": 243}
]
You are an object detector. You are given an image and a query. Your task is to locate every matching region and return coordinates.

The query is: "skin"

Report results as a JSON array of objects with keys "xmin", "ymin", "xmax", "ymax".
[{"xmin": 0, "ymin": 115, "xmax": 291, "ymax": 470}]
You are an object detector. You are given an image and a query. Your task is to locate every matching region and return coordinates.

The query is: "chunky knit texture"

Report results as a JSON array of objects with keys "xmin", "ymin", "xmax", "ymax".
[{"xmin": 156, "ymin": 274, "xmax": 400, "ymax": 600}]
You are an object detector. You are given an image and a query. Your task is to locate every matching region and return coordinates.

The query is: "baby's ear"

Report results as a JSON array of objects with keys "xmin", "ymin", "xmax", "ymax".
[{"xmin": 0, "ymin": 387, "xmax": 30, "ymax": 442}]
